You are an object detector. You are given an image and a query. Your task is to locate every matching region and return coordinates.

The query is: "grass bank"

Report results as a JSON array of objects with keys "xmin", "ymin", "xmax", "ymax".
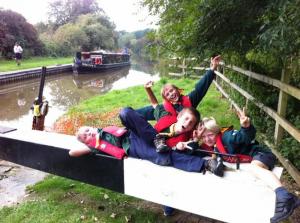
[
  {"xmin": 0, "ymin": 57, "xmax": 72, "ymax": 72},
  {"xmin": 0, "ymin": 77, "xmax": 239, "ymax": 223}
]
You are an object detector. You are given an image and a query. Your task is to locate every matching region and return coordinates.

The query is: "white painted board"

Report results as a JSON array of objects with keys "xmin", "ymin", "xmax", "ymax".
[{"xmin": 124, "ymin": 157, "xmax": 283, "ymax": 223}]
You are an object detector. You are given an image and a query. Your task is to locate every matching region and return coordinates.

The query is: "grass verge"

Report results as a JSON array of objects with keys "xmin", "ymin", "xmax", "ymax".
[
  {"xmin": 0, "ymin": 77, "xmax": 239, "ymax": 223},
  {"xmin": 0, "ymin": 57, "xmax": 72, "ymax": 72}
]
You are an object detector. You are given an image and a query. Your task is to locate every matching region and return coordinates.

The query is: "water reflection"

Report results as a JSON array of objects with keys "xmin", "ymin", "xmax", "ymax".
[{"xmin": 0, "ymin": 66, "xmax": 159, "ymax": 129}]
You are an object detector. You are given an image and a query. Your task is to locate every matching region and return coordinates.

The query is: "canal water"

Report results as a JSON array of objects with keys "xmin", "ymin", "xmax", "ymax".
[
  {"xmin": 0, "ymin": 63, "xmax": 159, "ymax": 207},
  {"xmin": 0, "ymin": 64, "xmax": 159, "ymax": 129}
]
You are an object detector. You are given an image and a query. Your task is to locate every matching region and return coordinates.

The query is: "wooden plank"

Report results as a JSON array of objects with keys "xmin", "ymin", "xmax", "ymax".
[
  {"xmin": 215, "ymin": 71, "xmax": 300, "ymax": 143},
  {"xmin": 228, "ymin": 65, "xmax": 300, "ymax": 100},
  {"xmin": 125, "ymin": 158, "xmax": 282, "ymax": 223},
  {"xmin": 168, "ymin": 72, "xmax": 183, "ymax": 77},
  {"xmin": 264, "ymin": 140, "xmax": 300, "ymax": 186},
  {"xmin": 213, "ymin": 81, "xmax": 242, "ymax": 113}
]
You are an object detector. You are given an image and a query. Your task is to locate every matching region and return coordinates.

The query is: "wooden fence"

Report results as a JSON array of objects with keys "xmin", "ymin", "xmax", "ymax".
[{"xmin": 168, "ymin": 58, "xmax": 300, "ymax": 186}]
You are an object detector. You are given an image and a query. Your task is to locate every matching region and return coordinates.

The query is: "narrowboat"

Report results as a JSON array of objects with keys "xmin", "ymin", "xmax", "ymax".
[{"xmin": 73, "ymin": 50, "xmax": 130, "ymax": 74}]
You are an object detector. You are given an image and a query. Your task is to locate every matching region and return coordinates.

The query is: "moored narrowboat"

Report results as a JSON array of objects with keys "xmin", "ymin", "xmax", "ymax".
[{"xmin": 73, "ymin": 50, "xmax": 130, "ymax": 74}]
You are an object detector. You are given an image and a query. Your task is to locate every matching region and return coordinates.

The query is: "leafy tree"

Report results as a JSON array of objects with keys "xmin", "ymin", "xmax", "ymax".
[
  {"xmin": 141, "ymin": 0, "xmax": 299, "ymax": 63},
  {"xmin": 48, "ymin": 0, "xmax": 103, "ymax": 29},
  {"xmin": 141, "ymin": 0, "xmax": 201, "ymax": 57},
  {"xmin": 258, "ymin": 0, "xmax": 300, "ymax": 64},
  {"xmin": 0, "ymin": 9, "xmax": 42, "ymax": 58},
  {"xmin": 141, "ymin": 0, "xmax": 300, "ymax": 168},
  {"xmin": 39, "ymin": 13, "xmax": 117, "ymax": 56},
  {"xmin": 76, "ymin": 14, "xmax": 116, "ymax": 51},
  {"xmin": 118, "ymin": 29, "xmax": 156, "ymax": 59},
  {"xmin": 52, "ymin": 23, "xmax": 89, "ymax": 55}
]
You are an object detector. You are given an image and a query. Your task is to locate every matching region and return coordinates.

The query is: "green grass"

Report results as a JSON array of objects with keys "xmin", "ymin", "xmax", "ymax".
[
  {"xmin": 0, "ymin": 57, "xmax": 73, "ymax": 72},
  {"xmin": 0, "ymin": 77, "xmax": 240, "ymax": 222},
  {"xmin": 70, "ymin": 77, "xmax": 240, "ymax": 128}
]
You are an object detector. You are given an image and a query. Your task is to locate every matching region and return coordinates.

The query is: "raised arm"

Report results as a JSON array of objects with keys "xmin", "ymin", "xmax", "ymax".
[
  {"xmin": 188, "ymin": 55, "xmax": 221, "ymax": 108},
  {"xmin": 226, "ymin": 107, "xmax": 256, "ymax": 148},
  {"xmin": 144, "ymin": 80, "xmax": 159, "ymax": 108}
]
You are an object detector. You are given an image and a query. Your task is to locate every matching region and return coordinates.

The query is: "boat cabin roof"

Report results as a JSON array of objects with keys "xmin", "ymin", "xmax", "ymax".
[{"xmin": 81, "ymin": 51, "xmax": 130, "ymax": 56}]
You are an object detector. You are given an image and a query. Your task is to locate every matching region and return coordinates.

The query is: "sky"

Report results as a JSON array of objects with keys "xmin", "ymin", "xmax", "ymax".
[{"xmin": 0, "ymin": 0, "xmax": 157, "ymax": 32}]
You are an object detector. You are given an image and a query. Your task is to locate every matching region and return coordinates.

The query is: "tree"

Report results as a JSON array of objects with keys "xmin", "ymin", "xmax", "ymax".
[
  {"xmin": 75, "ymin": 14, "xmax": 116, "ymax": 51},
  {"xmin": 141, "ymin": 0, "xmax": 299, "ymax": 63},
  {"xmin": 48, "ymin": 0, "xmax": 103, "ymax": 28},
  {"xmin": 0, "ymin": 9, "xmax": 42, "ymax": 58},
  {"xmin": 40, "ymin": 13, "xmax": 117, "ymax": 56}
]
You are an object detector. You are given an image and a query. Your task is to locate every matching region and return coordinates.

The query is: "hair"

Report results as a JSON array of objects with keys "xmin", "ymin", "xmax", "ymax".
[
  {"xmin": 161, "ymin": 83, "xmax": 180, "ymax": 100},
  {"xmin": 178, "ymin": 107, "xmax": 201, "ymax": 126},
  {"xmin": 76, "ymin": 127, "xmax": 84, "ymax": 142},
  {"xmin": 201, "ymin": 117, "xmax": 221, "ymax": 134}
]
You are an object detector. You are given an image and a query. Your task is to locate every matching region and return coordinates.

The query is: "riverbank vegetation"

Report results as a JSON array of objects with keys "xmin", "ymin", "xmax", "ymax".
[
  {"xmin": 141, "ymin": 0, "xmax": 300, "ymax": 169},
  {"xmin": 0, "ymin": 0, "xmax": 155, "ymax": 62},
  {"xmin": 0, "ymin": 77, "xmax": 240, "ymax": 222}
]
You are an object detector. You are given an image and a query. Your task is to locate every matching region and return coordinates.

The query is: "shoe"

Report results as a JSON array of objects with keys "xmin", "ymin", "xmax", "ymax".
[
  {"xmin": 154, "ymin": 134, "xmax": 169, "ymax": 153},
  {"xmin": 163, "ymin": 206, "xmax": 175, "ymax": 216},
  {"xmin": 205, "ymin": 157, "xmax": 224, "ymax": 177},
  {"xmin": 270, "ymin": 193, "xmax": 300, "ymax": 223}
]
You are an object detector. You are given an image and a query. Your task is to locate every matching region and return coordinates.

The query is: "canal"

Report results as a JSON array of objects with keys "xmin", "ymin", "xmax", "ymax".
[
  {"xmin": 0, "ymin": 63, "xmax": 159, "ymax": 130},
  {"xmin": 0, "ymin": 62, "xmax": 159, "ymax": 206}
]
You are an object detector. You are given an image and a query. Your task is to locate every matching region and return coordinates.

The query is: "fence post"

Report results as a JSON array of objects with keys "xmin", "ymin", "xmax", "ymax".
[
  {"xmin": 274, "ymin": 67, "xmax": 290, "ymax": 145},
  {"xmin": 182, "ymin": 58, "xmax": 186, "ymax": 76}
]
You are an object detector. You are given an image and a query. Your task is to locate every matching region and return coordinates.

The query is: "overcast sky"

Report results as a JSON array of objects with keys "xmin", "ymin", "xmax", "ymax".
[{"xmin": 0, "ymin": 0, "xmax": 157, "ymax": 32}]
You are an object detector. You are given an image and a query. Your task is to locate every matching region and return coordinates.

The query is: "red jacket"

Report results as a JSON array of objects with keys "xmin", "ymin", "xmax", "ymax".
[
  {"xmin": 202, "ymin": 128, "xmax": 253, "ymax": 163},
  {"xmin": 154, "ymin": 95, "xmax": 192, "ymax": 147},
  {"xmin": 87, "ymin": 126, "xmax": 127, "ymax": 159}
]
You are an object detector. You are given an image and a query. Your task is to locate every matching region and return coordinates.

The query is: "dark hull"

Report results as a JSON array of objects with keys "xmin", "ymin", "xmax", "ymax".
[{"xmin": 73, "ymin": 61, "xmax": 131, "ymax": 74}]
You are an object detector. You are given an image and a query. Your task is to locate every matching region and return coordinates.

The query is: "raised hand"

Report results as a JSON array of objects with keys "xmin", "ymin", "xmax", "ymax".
[
  {"xmin": 237, "ymin": 107, "xmax": 250, "ymax": 128},
  {"xmin": 210, "ymin": 55, "xmax": 221, "ymax": 71},
  {"xmin": 144, "ymin": 80, "xmax": 154, "ymax": 88},
  {"xmin": 193, "ymin": 123, "xmax": 205, "ymax": 140}
]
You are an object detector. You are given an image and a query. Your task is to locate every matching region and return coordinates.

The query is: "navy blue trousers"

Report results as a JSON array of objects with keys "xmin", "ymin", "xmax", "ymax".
[{"xmin": 119, "ymin": 107, "xmax": 206, "ymax": 172}]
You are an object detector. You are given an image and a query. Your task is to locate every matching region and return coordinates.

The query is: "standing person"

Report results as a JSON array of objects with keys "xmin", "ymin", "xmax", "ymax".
[
  {"xmin": 136, "ymin": 55, "xmax": 221, "ymax": 121},
  {"xmin": 13, "ymin": 42, "xmax": 23, "ymax": 66},
  {"xmin": 188, "ymin": 108, "xmax": 300, "ymax": 223}
]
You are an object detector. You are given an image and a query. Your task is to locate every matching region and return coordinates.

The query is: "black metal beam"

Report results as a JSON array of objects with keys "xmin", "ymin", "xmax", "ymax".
[{"xmin": 0, "ymin": 130, "xmax": 124, "ymax": 193}]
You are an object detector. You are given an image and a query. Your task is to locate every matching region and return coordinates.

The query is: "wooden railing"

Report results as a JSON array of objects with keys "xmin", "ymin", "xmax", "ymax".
[{"xmin": 168, "ymin": 58, "xmax": 300, "ymax": 186}]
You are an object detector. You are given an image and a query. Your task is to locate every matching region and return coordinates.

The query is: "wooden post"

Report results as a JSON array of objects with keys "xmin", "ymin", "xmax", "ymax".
[
  {"xmin": 245, "ymin": 64, "xmax": 252, "ymax": 110},
  {"xmin": 274, "ymin": 68, "xmax": 290, "ymax": 145},
  {"xmin": 182, "ymin": 58, "xmax": 186, "ymax": 76},
  {"xmin": 32, "ymin": 67, "xmax": 49, "ymax": 131}
]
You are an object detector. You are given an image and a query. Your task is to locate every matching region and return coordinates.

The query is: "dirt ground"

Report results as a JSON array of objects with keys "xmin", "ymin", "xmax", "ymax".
[
  {"xmin": 0, "ymin": 160, "xmax": 46, "ymax": 207},
  {"xmin": 0, "ymin": 160, "xmax": 299, "ymax": 223}
]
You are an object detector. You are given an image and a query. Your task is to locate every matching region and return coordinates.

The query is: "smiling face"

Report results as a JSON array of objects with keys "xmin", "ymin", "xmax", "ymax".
[
  {"xmin": 162, "ymin": 84, "xmax": 180, "ymax": 104},
  {"xmin": 175, "ymin": 112, "xmax": 197, "ymax": 134},
  {"xmin": 76, "ymin": 126, "xmax": 98, "ymax": 144}
]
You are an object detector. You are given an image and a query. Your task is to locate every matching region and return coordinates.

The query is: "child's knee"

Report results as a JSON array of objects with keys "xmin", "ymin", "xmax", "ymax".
[{"xmin": 119, "ymin": 107, "xmax": 133, "ymax": 122}]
